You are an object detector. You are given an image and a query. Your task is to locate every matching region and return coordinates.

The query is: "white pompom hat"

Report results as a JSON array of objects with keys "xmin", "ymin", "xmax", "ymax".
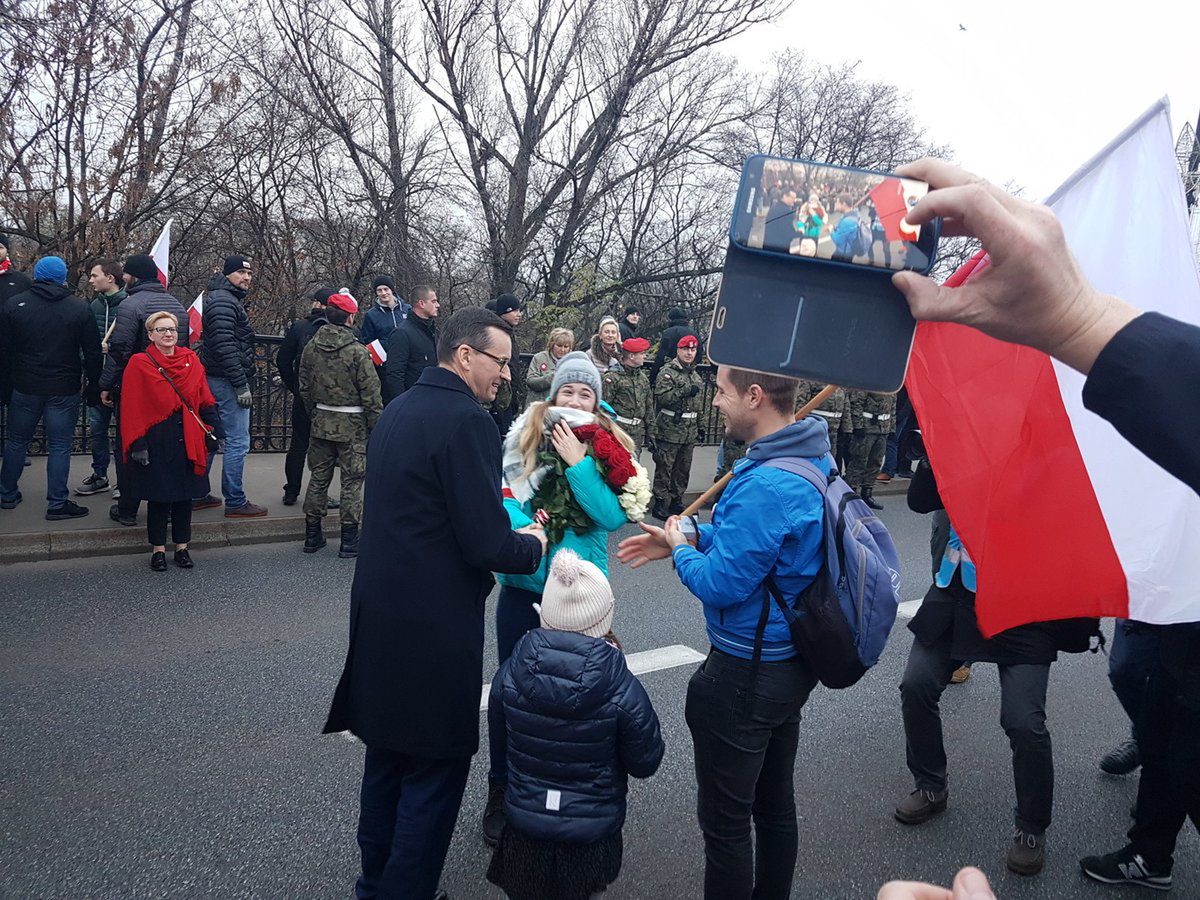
[{"xmin": 536, "ymin": 549, "xmax": 615, "ymax": 638}]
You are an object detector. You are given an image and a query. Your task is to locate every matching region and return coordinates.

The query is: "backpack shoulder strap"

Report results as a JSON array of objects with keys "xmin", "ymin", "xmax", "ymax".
[{"xmin": 760, "ymin": 456, "xmax": 829, "ymax": 494}]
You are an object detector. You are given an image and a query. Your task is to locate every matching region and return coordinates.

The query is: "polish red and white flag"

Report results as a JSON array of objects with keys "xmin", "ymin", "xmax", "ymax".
[
  {"xmin": 188, "ymin": 292, "xmax": 204, "ymax": 342},
  {"xmin": 367, "ymin": 339, "xmax": 387, "ymax": 366},
  {"xmin": 906, "ymin": 98, "xmax": 1200, "ymax": 636},
  {"xmin": 149, "ymin": 219, "xmax": 172, "ymax": 287}
]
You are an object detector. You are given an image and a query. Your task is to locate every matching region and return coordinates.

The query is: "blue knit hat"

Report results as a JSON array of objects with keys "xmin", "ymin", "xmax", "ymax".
[
  {"xmin": 33, "ymin": 256, "xmax": 68, "ymax": 285},
  {"xmin": 549, "ymin": 351, "xmax": 602, "ymax": 403}
]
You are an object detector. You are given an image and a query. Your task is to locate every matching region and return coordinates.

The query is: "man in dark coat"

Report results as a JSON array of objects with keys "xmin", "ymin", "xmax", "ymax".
[
  {"xmin": 619, "ymin": 304, "xmax": 641, "ymax": 341},
  {"xmin": 0, "ymin": 233, "xmax": 32, "ymax": 309},
  {"xmin": 0, "ymin": 256, "xmax": 101, "ymax": 519},
  {"xmin": 276, "ymin": 287, "xmax": 331, "ymax": 505},
  {"xmin": 324, "ymin": 307, "xmax": 546, "ymax": 899},
  {"xmin": 381, "ymin": 283, "xmax": 439, "ymax": 402},
  {"xmin": 198, "ymin": 255, "xmax": 267, "ymax": 517},
  {"xmin": 98, "ymin": 253, "xmax": 191, "ymax": 526}
]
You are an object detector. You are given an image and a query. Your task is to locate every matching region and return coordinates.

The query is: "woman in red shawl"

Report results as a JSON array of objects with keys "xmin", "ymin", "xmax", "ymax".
[{"xmin": 120, "ymin": 311, "xmax": 221, "ymax": 571}]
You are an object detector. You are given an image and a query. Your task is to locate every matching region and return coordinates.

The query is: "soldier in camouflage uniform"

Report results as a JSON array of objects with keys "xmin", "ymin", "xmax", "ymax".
[
  {"xmin": 716, "ymin": 438, "xmax": 748, "ymax": 479},
  {"xmin": 602, "ymin": 337, "xmax": 654, "ymax": 454},
  {"xmin": 846, "ymin": 389, "xmax": 896, "ymax": 510},
  {"xmin": 651, "ymin": 334, "xmax": 705, "ymax": 519},
  {"xmin": 298, "ymin": 291, "xmax": 383, "ymax": 558},
  {"xmin": 795, "ymin": 380, "xmax": 852, "ymax": 461}
]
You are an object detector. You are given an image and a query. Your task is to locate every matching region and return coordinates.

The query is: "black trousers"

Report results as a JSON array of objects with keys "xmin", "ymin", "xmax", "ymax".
[
  {"xmin": 284, "ymin": 400, "xmax": 311, "ymax": 497},
  {"xmin": 1128, "ymin": 625, "xmax": 1200, "ymax": 870},
  {"xmin": 147, "ymin": 500, "xmax": 192, "ymax": 546},
  {"xmin": 900, "ymin": 627, "xmax": 1054, "ymax": 834},
  {"xmin": 113, "ymin": 406, "xmax": 141, "ymax": 519},
  {"xmin": 684, "ymin": 648, "xmax": 817, "ymax": 900},
  {"xmin": 355, "ymin": 747, "xmax": 471, "ymax": 900}
]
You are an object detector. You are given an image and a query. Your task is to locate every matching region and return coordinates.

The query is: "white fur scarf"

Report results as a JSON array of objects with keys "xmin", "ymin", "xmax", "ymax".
[{"xmin": 502, "ymin": 405, "xmax": 598, "ymax": 504}]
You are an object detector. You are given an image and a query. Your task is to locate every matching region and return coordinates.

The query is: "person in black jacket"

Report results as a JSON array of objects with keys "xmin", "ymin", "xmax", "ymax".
[
  {"xmin": 99, "ymin": 253, "xmax": 192, "ymax": 526},
  {"xmin": 323, "ymin": 308, "xmax": 546, "ymax": 900},
  {"xmin": 619, "ymin": 304, "xmax": 641, "ymax": 341},
  {"xmin": 893, "ymin": 157, "xmax": 1199, "ymax": 893},
  {"xmin": 0, "ymin": 233, "xmax": 32, "ymax": 308},
  {"xmin": 198, "ymin": 255, "xmax": 267, "ymax": 517},
  {"xmin": 276, "ymin": 287, "xmax": 331, "ymax": 505},
  {"xmin": 381, "ymin": 283, "xmax": 439, "ymax": 402},
  {"xmin": 486, "ymin": 549, "xmax": 663, "ymax": 900},
  {"xmin": 0, "ymin": 256, "xmax": 101, "ymax": 519},
  {"xmin": 897, "ymin": 457, "xmax": 1058, "ymax": 877},
  {"xmin": 650, "ymin": 306, "xmax": 699, "ymax": 379}
]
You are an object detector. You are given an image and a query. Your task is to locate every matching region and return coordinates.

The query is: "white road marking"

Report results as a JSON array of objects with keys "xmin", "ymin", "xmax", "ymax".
[
  {"xmin": 896, "ymin": 599, "xmax": 924, "ymax": 620},
  {"xmin": 480, "ymin": 643, "xmax": 706, "ymax": 711}
]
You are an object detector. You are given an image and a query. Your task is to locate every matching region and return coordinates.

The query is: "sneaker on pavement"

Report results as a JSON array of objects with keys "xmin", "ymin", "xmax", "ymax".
[
  {"xmin": 225, "ymin": 501, "xmax": 269, "ymax": 518},
  {"xmin": 950, "ymin": 664, "xmax": 973, "ymax": 685},
  {"xmin": 111, "ymin": 486, "xmax": 120, "ymax": 499},
  {"xmin": 109, "ymin": 503, "xmax": 137, "ymax": 527},
  {"xmin": 1, "ymin": 491, "xmax": 21, "ymax": 510},
  {"xmin": 75, "ymin": 473, "xmax": 110, "ymax": 496},
  {"xmin": 1080, "ymin": 846, "xmax": 1172, "ymax": 891},
  {"xmin": 192, "ymin": 494, "xmax": 222, "ymax": 511},
  {"xmin": 482, "ymin": 784, "xmax": 507, "ymax": 847},
  {"xmin": 46, "ymin": 500, "xmax": 90, "ymax": 521},
  {"xmin": 1007, "ymin": 828, "xmax": 1046, "ymax": 876},
  {"xmin": 894, "ymin": 788, "xmax": 948, "ymax": 825},
  {"xmin": 1100, "ymin": 738, "xmax": 1140, "ymax": 776}
]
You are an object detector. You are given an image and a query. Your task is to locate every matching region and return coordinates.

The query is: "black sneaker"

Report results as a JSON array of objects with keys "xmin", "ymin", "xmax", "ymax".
[
  {"xmin": 75, "ymin": 473, "xmax": 110, "ymax": 496},
  {"xmin": 1, "ymin": 491, "xmax": 21, "ymax": 510},
  {"xmin": 1080, "ymin": 846, "xmax": 1172, "ymax": 891},
  {"xmin": 46, "ymin": 500, "xmax": 90, "ymax": 521},
  {"xmin": 482, "ymin": 784, "xmax": 506, "ymax": 847},
  {"xmin": 109, "ymin": 504, "xmax": 137, "ymax": 527},
  {"xmin": 1100, "ymin": 738, "xmax": 1140, "ymax": 775}
]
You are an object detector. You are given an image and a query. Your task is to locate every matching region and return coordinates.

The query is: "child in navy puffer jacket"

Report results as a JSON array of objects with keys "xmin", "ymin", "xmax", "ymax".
[{"xmin": 486, "ymin": 549, "xmax": 664, "ymax": 900}]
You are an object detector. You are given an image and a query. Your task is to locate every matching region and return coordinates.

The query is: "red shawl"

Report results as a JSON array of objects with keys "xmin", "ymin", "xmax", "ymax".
[{"xmin": 120, "ymin": 345, "xmax": 216, "ymax": 474}]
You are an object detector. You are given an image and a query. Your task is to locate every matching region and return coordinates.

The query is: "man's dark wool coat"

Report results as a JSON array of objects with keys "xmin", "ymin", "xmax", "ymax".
[{"xmin": 324, "ymin": 365, "xmax": 543, "ymax": 759}]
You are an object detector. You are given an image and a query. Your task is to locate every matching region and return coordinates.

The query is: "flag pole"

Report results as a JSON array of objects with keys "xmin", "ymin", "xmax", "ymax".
[{"xmin": 680, "ymin": 383, "xmax": 839, "ymax": 517}]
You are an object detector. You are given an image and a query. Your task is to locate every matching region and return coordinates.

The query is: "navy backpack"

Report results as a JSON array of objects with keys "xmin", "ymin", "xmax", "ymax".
[{"xmin": 753, "ymin": 457, "xmax": 902, "ymax": 689}]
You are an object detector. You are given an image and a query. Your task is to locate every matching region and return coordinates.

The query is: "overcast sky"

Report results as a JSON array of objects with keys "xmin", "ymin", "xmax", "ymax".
[{"xmin": 728, "ymin": 0, "xmax": 1200, "ymax": 199}]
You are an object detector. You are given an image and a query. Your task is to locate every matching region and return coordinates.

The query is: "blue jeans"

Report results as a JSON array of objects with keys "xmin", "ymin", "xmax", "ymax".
[
  {"xmin": 1109, "ymin": 619, "xmax": 1160, "ymax": 742},
  {"xmin": 206, "ymin": 376, "xmax": 251, "ymax": 509},
  {"xmin": 489, "ymin": 585, "xmax": 542, "ymax": 785},
  {"xmin": 356, "ymin": 748, "xmax": 470, "ymax": 900},
  {"xmin": 883, "ymin": 395, "xmax": 916, "ymax": 476},
  {"xmin": 88, "ymin": 403, "xmax": 115, "ymax": 477},
  {"xmin": 1, "ymin": 391, "xmax": 80, "ymax": 507}
]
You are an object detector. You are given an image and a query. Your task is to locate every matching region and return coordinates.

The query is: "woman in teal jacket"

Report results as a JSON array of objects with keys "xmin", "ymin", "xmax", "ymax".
[{"xmin": 483, "ymin": 351, "xmax": 634, "ymax": 843}]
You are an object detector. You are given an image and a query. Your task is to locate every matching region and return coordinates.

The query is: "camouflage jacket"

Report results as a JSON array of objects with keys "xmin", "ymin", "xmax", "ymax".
[
  {"xmin": 602, "ymin": 364, "xmax": 654, "ymax": 442},
  {"xmin": 849, "ymin": 389, "xmax": 897, "ymax": 434},
  {"xmin": 653, "ymin": 358, "xmax": 706, "ymax": 443},
  {"xmin": 298, "ymin": 324, "xmax": 383, "ymax": 442},
  {"xmin": 796, "ymin": 381, "xmax": 852, "ymax": 442}
]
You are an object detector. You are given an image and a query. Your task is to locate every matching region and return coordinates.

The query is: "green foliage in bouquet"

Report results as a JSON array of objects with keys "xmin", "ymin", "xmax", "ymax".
[{"xmin": 530, "ymin": 448, "xmax": 597, "ymax": 545}]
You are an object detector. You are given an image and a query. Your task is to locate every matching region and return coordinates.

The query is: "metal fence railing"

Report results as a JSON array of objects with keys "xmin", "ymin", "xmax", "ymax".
[{"xmin": 2, "ymin": 337, "xmax": 725, "ymax": 454}]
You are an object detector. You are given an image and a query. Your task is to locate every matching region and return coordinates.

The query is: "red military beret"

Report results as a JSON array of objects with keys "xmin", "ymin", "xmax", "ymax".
[
  {"xmin": 677, "ymin": 334, "xmax": 699, "ymax": 349},
  {"xmin": 622, "ymin": 337, "xmax": 650, "ymax": 353},
  {"xmin": 326, "ymin": 289, "xmax": 359, "ymax": 314}
]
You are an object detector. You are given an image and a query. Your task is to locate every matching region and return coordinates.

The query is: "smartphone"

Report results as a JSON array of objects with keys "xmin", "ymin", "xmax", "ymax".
[
  {"xmin": 729, "ymin": 155, "xmax": 940, "ymax": 274},
  {"xmin": 706, "ymin": 243, "xmax": 917, "ymax": 393}
]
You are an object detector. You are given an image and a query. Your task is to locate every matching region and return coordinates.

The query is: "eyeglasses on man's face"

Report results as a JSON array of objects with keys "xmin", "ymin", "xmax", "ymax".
[{"xmin": 467, "ymin": 345, "xmax": 510, "ymax": 371}]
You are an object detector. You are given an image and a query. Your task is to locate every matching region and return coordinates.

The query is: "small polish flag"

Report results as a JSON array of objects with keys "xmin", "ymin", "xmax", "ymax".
[
  {"xmin": 367, "ymin": 339, "xmax": 387, "ymax": 366},
  {"xmin": 188, "ymin": 292, "xmax": 204, "ymax": 341},
  {"xmin": 149, "ymin": 219, "xmax": 173, "ymax": 287}
]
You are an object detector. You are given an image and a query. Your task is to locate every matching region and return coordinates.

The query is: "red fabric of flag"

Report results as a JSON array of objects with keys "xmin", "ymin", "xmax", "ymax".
[{"xmin": 868, "ymin": 178, "xmax": 911, "ymax": 243}]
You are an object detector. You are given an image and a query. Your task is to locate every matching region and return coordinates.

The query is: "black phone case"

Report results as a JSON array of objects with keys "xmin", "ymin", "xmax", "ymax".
[{"xmin": 706, "ymin": 244, "xmax": 915, "ymax": 394}]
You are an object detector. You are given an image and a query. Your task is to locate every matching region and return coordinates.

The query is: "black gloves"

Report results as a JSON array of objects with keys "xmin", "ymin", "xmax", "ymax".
[
  {"xmin": 132, "ymin": 448, "xmax": 150, "ymax": 466},
  {"xmin": 645, "ymin": 437, "xmax": 657, "ymax": 454},
  {"xmin": 698, "ymin": 428, "xmax": 707, "ymax": 443},
  {"xmin": 686, "ymin": 385, "xmax": 700, "ymax": 398}
]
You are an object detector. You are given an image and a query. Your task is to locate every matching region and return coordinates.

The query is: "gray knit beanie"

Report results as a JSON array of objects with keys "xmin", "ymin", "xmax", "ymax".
[{"xmin": 549, "ymin": 351, "xmax": 602, "ymax": 402}]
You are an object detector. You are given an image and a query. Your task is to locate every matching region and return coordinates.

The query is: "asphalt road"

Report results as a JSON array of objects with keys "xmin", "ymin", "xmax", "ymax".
[{"xmin": 1, "ymin": 492, "xmax": 1195, "ymax": 898}]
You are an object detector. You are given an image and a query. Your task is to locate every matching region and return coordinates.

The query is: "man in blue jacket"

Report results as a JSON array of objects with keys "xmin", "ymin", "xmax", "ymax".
[{"xmin": 618, "ymin": 365, "xmax": 828, "ymax": 899}]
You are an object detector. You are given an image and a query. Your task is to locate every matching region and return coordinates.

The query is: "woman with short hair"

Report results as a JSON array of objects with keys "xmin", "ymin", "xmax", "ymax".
[
  {"xmin": 119, "ymin": 311, "xmax": 221, "ymax": 571},
  {"xmin": 524, "ymin": 327, "xmax": 574, "ymax": 407}
]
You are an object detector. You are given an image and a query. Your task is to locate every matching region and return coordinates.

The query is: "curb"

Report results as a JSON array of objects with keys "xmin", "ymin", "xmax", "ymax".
[{"xmin": 1, "ymin": 515, "xmax": 305, "ymax": 565}]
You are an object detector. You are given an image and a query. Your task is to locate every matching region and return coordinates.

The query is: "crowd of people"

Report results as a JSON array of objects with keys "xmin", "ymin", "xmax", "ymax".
[{"xmin": 2, "ymin": 154, "xmax": 1199, "ymax": 900}]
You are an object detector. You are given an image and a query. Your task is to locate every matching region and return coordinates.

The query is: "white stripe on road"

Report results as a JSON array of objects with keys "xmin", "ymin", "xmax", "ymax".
[
  {"xmin": 480, "ymin": 644, "xmax": 706, "ymax": 711},
  {"xmin": 896, "ymin": 599, "xmax": 923, "ymax": 620}
]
